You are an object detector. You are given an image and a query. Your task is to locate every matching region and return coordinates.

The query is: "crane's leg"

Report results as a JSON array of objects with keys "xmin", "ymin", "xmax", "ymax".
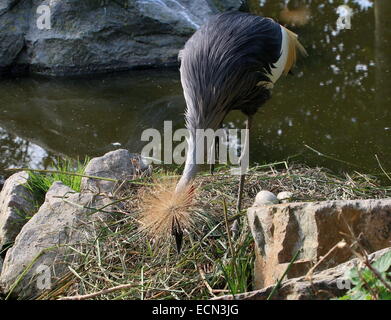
[
  {"xmin": 236, "ymin": 115, "xmax": 252, "ymax": 213},
  {"xmin": 210, "ymin": 122, "xmax": 223, "ymax": 175},
  {"xmin": 209, "ymin": 136, "xmax": 219, "ymax": 175}
]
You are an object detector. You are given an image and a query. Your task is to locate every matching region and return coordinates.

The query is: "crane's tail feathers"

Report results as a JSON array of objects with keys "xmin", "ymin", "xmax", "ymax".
[
  {"xmin": 282, "ymin": 26, "xmax": 308, "ymax": 76},
  {"xmin": 138, "ymin": 178, "xmax": 196, "ymax": 250}
]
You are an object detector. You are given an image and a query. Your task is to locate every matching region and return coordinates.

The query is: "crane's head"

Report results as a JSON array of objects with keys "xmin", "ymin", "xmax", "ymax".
[{"xmin": 138, "ymin": 178, "xmax": 196, "ymax": 253}]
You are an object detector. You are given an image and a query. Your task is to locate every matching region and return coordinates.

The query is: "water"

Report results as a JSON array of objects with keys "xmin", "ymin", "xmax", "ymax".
[{"xmin": 0, "ymin": 0, "xmax": 390, "ymax": 180}]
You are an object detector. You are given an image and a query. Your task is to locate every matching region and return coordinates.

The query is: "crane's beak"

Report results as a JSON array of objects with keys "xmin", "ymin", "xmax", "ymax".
[{"xmin": 171, "ymin": 216, "xmax": 183, "ymax": 253}]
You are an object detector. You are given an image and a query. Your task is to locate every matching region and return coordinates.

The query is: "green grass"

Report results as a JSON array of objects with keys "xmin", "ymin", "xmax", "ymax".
[
  {"xmin": 219, "ymin": 232, "xmax": 254, "ymax": 296},
  {"xmin": 25, "ymin": 158, "xmax": 89, "ymax": 206}
]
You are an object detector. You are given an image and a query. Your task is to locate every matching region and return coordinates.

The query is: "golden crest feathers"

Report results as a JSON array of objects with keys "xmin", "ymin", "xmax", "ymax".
[{"xmin": 282, "ymin": 26, "xmax": 308, "ymax": 75}]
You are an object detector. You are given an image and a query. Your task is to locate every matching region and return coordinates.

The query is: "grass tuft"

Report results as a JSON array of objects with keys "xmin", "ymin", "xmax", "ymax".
[{"xmin": 25, "ymin": 158, "xmax": 89, "ymax": 206}]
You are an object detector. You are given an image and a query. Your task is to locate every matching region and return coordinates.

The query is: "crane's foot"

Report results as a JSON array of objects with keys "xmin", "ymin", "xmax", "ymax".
[
  {"xmin": 172, "ymin": 216, "xmax": 183, "ymax": 253},
  {"xmin": 236, "ymin": 115, "xmax": 251, "ymax": 213},
  {"xmin": 209, "ymin": 136, "xmax": 220, "ymax": 175},
  {"xmin": 210, "ymin": 163, "xmax": 215, "ymax": 175}
]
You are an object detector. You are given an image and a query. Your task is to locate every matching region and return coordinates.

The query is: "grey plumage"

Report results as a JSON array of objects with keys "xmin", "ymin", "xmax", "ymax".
[
  {"xmin": 172, "ymin": 11, "xmax": 305, "ymax": 251},
  {"xmin": 179, "ymin": 11, "xmax": 283, "ymax": 135}
]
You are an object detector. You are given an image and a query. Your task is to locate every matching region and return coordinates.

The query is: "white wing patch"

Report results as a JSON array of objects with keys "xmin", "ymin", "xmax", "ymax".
[
  {"xmin": 268, "ymin": 25, "xmax": 307, "ymax": 85},
  {"xmin": 268, "ymin": 26, "xmax": 289, "ymax": 84}
]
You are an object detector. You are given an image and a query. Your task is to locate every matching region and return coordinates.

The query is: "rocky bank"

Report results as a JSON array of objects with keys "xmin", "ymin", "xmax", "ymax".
[{"xmin": 0, "ymin": 0, "xmax": 242, "ymax": 77}]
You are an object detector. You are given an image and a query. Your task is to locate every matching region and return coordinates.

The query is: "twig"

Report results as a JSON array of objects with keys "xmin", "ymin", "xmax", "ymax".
[
  {"xmin": 5, "ymin": 168, "xmax": 153, "ymax": 186},
  {"xmin": 212, "ymin": 289, "xmax": 230, "ymax": 293},
  {"xmin": 304, "ymin": 144, "xmax": 360, "ymax": 168},
  {"xmin": 58, "ymin": 283, "xmax": 137, "ymax": 300},
  {"xmin": 305, "ymin": 240, "xmax": 347, "ymax": 282},
  {"xmin": 375, "ymin": 154, "xmax": 391, "ymax": 182},
  {"xmin": 198, "ymin": 266, "xmax": 216, "ymax": 298},
  {"xmin": 362, "ymin": 258, "xmax": 391, "ymax": 292}
]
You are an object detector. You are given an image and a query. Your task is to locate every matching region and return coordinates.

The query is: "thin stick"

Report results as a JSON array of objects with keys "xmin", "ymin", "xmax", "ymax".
[
  {"xmin": 5, "ymin": 168, "xmax": 153, "ymax": 186},
  {"xmin": 198, "ymin": 266, "xmax": 216, "ymax": 298},
  {"xmin": 305, "ymin": 240, "xmax": 347, "ymax": 282},
  {"xmin": 375, "ymin": 154, "xmax": 391, "ymax": 182},
  {"xmin": 212, "ymin": 289, "xmax": 230, "ymax": 293},
  {"xmin": 58, "ymin": 283, "xmax": 137, "ymax": 300},
  {"xmin": 304, "ymin": 144, "xmax": 361, "ymax": 168},
  {"xmin": 236, "ymin": 115, "xmax": 252, "ymax": 213}
]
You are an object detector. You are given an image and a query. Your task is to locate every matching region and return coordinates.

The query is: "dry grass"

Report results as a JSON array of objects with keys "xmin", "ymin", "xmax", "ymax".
[{"xmin": 32, "ymin": 162, "xmax": 391, "ymax": 300}]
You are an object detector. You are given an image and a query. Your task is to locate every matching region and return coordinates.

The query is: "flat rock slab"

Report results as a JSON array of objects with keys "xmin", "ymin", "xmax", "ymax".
[
  {"xmin": 0, "ymin": 171, "xmax": 36, "ymax": 249},
  {"xmin": 247, "ymin": 199, "xmax": 391, "ymax": 289},
  {"xmin": 213, "ymin": 247, "xmax": 391, "ymax": 300},
  {"xmin": 0, "ymin": 181, "xmax": 112, "ymax": 299}
]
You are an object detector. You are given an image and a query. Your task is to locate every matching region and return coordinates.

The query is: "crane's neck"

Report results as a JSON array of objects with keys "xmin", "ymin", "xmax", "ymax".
[{"xmin": 175, "ymin": 131, "xmax": 198, "ymax": 193}]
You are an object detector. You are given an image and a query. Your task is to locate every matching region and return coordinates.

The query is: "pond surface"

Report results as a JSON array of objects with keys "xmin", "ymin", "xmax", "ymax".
[{"xmin": 0, "ymin": 0, "xmax": 390, "ymax": 180}]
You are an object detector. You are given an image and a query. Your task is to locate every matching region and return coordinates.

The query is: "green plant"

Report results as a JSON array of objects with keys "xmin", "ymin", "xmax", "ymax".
[
  {"xmin": 218, "ymin": 198, "xmax": 254, "ymax": 296},
  {"xmin": 26, "ymin": 158, "xmax": 89, "ymax": 206},
  {"xmin": 218, "ymin": 231, "xmax": 254, "ymax": 295},
  {"xmin": 338, "ymin": 251, "xmax": 391, "ymax": 300}
]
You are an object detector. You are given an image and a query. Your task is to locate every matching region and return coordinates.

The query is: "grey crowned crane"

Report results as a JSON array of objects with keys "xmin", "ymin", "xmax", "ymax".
[{"xmin": 140, "ymin": 11, "xmax": 307, "ymax": 252}]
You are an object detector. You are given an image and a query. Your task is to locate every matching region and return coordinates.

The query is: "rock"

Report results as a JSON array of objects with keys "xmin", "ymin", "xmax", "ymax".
[
  {"xmin": 0, "ymin": 256, "xmax": 3, "ymax": 274},
  {"xmin": 0, "ymin": 0, "xmax": 19, "ymax": 14},
  {"xmin": 213, "ymin": 247, "xmax": 391, "ymax": 300},
  {"xmin": 247, "ymin": 199, "xmax": 391, "ymax": 289},
  {"xmin": 0, "ymin": 181, "xmax": 113, "ymax": 299},
  {"xmin": 136, "ymin": 0, "xmax": 212, "ymax": 31},
  {"xmin": 0, "ymin": 171, "xmax": 36, "ymax": 249},
  {"xmin": 277, "ymin": 191, "xmax": 293, "ymax": 203},
  {"xmin": 0, "ymin": 0, "xmax": 29, "ymax": 75},
  {"xmin": 0, "ymin": 0, "xmax": 226, "ymax": 77},
  {"xmin": 254, "ymin": 190, "xmax": 279, "ymax": 206},
  {"xmin": 81, "ymin": 149, "xmax": 147, "ymax": 194}
]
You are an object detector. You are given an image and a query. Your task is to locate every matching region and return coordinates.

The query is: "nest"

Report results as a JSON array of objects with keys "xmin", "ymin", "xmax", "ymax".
[{"xmin": 35, "ymin": 164, "xmax": 391, "ymax": 300}]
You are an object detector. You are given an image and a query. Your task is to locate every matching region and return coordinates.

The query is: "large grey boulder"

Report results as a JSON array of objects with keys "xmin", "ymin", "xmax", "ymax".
[
  {"xmin": 81, "ymin": 149, "xmax": 148, "ymax": 194},
  {"xmin": 0, "ymin": 0, "xmax": 29, "ymax": 74},
  {"xmin": 247, "ymin": 198, "xmax": 391, "ymax": 289},
  {"xmin": 213, "ymin": 247, "xmax": 391, "ymax": 300},
  {"xmin": 0, "ymin": 0, "xmax": 19, "ymax": 14},
  {"xmin": 0, "ymin": 181, "xmax": 112, "ymax": 299},
  {"xmin": 0, "ymin": 171, "xmax": 36, "ymax": 249},
  {"xmin": 0, "ymin": 0, "xmax": 241, "ymax": 76}
]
